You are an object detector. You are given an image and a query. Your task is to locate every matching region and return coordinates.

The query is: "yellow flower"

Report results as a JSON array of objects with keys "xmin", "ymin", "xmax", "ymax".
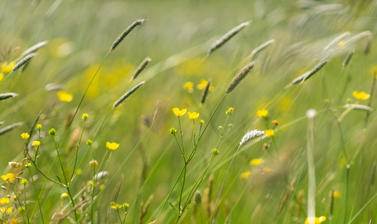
[
  {"xmin": 333, "ymin": 191, "xmax": 341, "ymax": 199},
  {"xmin": 106, "ymin": 142, "xmax": 120, "ymax": 151},
  {"xmin": 89, "ymin": 160, "xmax": 99, "ymax": 167},
  {"xmin": 57, "ymin": 91, "xmax": 73, "ymax": 102},
  {"xmin": 0, "ymin": 73, "xmax": 4, "ymax": 81},
  {"xmin": 183, "ymin": 81, "xmax": 194, "ymax": 93},
  {"xmin": 60, "ymin": 192, "xmax": 69, "ymax": 200},
  {"xmin": 36, "ymin": 124, "xmax": 42, "ymax": 129},
  {"xmin": 1, "ymin": 173, "xmax": 16, "ymax": 183},
  {"xmin": 265, "ymin": 129, "xmax": 275, "ymax": 137},
  {"xmin": 20, "ymin": 132, "xmax": 30, "ymax": 140},
  {"xmin": 188, "ymin": 112, "xmax": 200, "ymax": 120},
  {"xmin": 197, "ymin": 80, "xmax": 214, "ymax": 91},
  {"xmin": 200, "ymin": 119, "xmax": 205, "ymax": 125},
  {"xmin": 226, "ymin": 107, "xmax": 234, "ymax": 115},
  {"xmin": 21, "ymin": 178, "xmax": 28, "ymax": 185},
  {"xmin": 1, "ymin": 61, "xmax": 15, "ymax": 73},
  {"xmin": 263, "ymin": 167, "xmax": 273, "ymax": 173},
  {"xmin": 337, "ymin": 41, "xmax": 345, "ymax": 47},
  {"xmin": 0, "ymin": 207, "xmax": 12, "ymax": 214},
  {"xmin": 197, "ymin": 79, "xmax": 208, "ymax": 90},
  {"xmin": 32, "ymin": 141, "xmax": 40, "ymax": 147},
  {"xmin": 305, "ymin": 216, "xmax": 326, "ymax": 224},
  {"xmin": 172, "ymin": 107, "xmax": 187, "ymax": 117},
  {"xmin": 76, "ymin": 168, "xmax": 82, "ymax": 175},
  {"xmin": 353, "ymin": 91, "xmax": 370, "ymax": 101},
  {"xmin": 240, "ymin": 171, "xmax": 251, "ymax": 179},
  {"xmin": 110, "ymin": 201, "xmax": 129, "ymax": 210},
  {"xmin": 250, "ymin": 158, "xmax": 264, "ymax": 166},
  {"xmin": 0, "ymin": 198, "xmax": 10, "ymax": 205},
  {"xmin": 82, "ymin": 113, "xmax": 89, "ymax": 121},
  {"xmin": 256, "ymin": 109, "xmax": 268, "ymax": 118}
]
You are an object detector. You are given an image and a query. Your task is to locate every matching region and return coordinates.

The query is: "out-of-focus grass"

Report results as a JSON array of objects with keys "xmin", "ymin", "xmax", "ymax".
[{"xmin": 0, "ymin": 0, "xmax": 377, "ymax": 223}]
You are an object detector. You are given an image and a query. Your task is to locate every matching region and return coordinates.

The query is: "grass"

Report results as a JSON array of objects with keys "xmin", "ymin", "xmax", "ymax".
[{"xmin": 0, "ymin": 0, "xmax": 377, "ymax": 223}]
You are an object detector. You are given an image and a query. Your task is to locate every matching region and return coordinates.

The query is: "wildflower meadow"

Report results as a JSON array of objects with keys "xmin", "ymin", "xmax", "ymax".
[{"xmin": 0, "ymin": 0, "xmax": 377, "ymax": 223}]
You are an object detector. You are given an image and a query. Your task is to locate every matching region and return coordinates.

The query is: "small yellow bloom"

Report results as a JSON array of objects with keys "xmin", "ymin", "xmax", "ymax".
[
  {"xmin": 20, "ymin": 132, "xmax": 30, "ymax": 140},
  {"xmin": 0, "ymin": 198, "xmax": 10, "ymax": 205},
  {"xmin": 57, "ymin": 91, "xmax": 73, "ymax": 102},
  {"xmin": 337, "ymin": 41, "xmax": 345, "ymax": 47},
  {"xmin": 86, "ymin": 139, "xmax": 93, "ymax": 146},
  {"xmin": 188, "ymin": 112, "xmax": 200, "ymax": 120},
  {"xmin": 250, "ymin": 158, "xmax": 264, "ymax": 166},
  {"xmin": 76, "ymin": 168, "xmax": 82, "ymax": 175},
  {"xmin": 1, "ymin": 61, "xmax": 15, "ymax": 73},
  {"xmin": 197, "ymin": 80, "xmax": 208, "ymax": 90},
  {"xmin": 60, "ymin": 192, "xmax": 69, "ymax": 200},
  {"xmin": 305, "ymin": 216, "xmax": 326, "ymax": 224},
  {"xmin": 82, "ymin": 113, "xmax": 89, "ymax": 121},
  {"xmin": 106, "ymin": 142, "xmax": 120, "ymax": 151},
  {"xmin": 256, "ymin": 109, "xmax": 268, "ymax": 118},
  {"xmin": 0, "ymin": 73, "xmax": 4, "ymax": 81},
  {"xmin": 89, "ymin": 160, "xmax": 99, "ymax": 167},
  {"xmin": 21, "ymin": 178, "xmax": 28, "ymax": 185},
  {"xmin": 333, "ymin": 191, "xmax": 341, "ymax": 199},
  {"xmin": 240, "ymin": 171, "xmax": 251, "ymax": 179},
  {"xmin": 183, "ymin": 81, "xmax": 194, "ymax": 93},
  {"xmin": 172, "ymin": 107, "xmax": 187, "ymax": 117},
  {"xmin": 1, "ymin": 173, "xmax": 16, "ymax": 183},
  {"xmin": 263, "ymin": 167, "xmax": 273, "ymax": 173},
  {"xmin": 32, "ymin": 141, "xmax": 40, "ymax": 147},
  {"xmin": 200, "ymin": 120, "xmax": 205, "ymax": 125},
  {"xmin": 353, "ymin": 91, "xmax": 370, "ymax": 101},
  {"xmin": 226, "ymin": 107, "xmax": 234, "ymax": 115},
  {"xmin": 0, "ymin": 207, "xmax": 12, "ymax": 214},
  {"xmin": 36, "ymin": 124, "xmax": 42, "ymax": 129},
  {"xmin": 265, "ymin": 129, "xmax": 275, "ymax": 137}
]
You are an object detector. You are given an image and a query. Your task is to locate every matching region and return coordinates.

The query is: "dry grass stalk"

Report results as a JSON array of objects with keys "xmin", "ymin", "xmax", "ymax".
[
  {"xmin": 0, "ymin": 122, "xmax": 23, "ymax": 136},
  {"xmin": 204, "ymin": 175, "xmax": 214, "ymax": 218},
  {"xmin": 139, "ymin": 195, "xmax": 154, "ymax": 224},
  {"xmin": 226, "ymin": 61, "xmax": 254, "ymax": 93},
  {"xmin": 249, "ymin": 39, "xmax": 275, "ymax": 60},
  {"xmin": 200, "ymin": 80, "xmax": 211, "ymax": 104},
  {"xmin": 21, "ymin": 40, "xmax": 48, "ymax": 57},
  {"xmin": 342, "ymin": 51, "xmax": 354, "ymax": 68},
  {"xmin": 132, "ymin": 57, "xmax": 151, "ymax": 80},
  {"xmin": 208, "ymin": 21, "xmax": 250, "ymax": 56},
  {"xmin": 110, "ymin": 19, "xmax": 145, "ymax": 52},
  {"xmin": 12, "ymin": 53, "xmax": 36, "ymax": 72},
  {"xmin": 0, "ymin": 93, "xmax": 18, "ymax": 101},
  {"xmin": 113, "ymin": 81, "xmax": 145, "ymax": 108},
  {"xmin": 289, "ymin": 60, "xmax": 327, "ymax": 86}
]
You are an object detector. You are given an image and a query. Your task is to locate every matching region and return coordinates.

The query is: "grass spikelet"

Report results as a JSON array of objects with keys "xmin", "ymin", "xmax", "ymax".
[
  {"xmin": 239, "ymin": 129, "xmax": 265, "ymax": 146},
  {"xmin": 110, "ymin": 19, "xmax": 145, "ymax": 52},
  {"xmin": 12, "ymin": 53, "xmax": 37, "ymax": 72},
  {"xmin": 344, "ymin": 104, "xmax": 373, "ymax": 112},
  {"xmin": 113, "ymin": 81, "xmax": 145, "ymax": 108},
  {"xmin": 200, "ymin": 80, "xmax": 211, "ymax": 104},
  {"xmin": 21, "ymin": 40, "xmax": 48, "ymax": 57},
  {"xmin": 132, "ymin": 57, "xmax": 151, "ymax": 80},
  {"xmin": 289, "ymin": 60, "xmax": 327, "ymax": 86},
  {"xmin": 342, "ymin": 51, "xmax": 354, "ymax": 68},
  {"xmin": 208, "ymin": 21, "xmax": 250, "ymax": 56},
  {"xmin": 225, "ymin": 61, "xmax": 254, "ymax": 94},
  {"xmin": 0, "ymin": 92, "xmax": 18, "ymax": 101},
  {"xmin": 344, "ymin": 31, "xmax": 372, "ymax": 49},
  {"xmin": 249, "ymin": 39, "xmax": 275, "ymax": 60},
  {"xmin": 323, "ymin": 32, "xmax": 350, "ymax": 50},
  {"xmin": 0, "ymin": 122, "xmax": 23, "ymax": 136}
]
